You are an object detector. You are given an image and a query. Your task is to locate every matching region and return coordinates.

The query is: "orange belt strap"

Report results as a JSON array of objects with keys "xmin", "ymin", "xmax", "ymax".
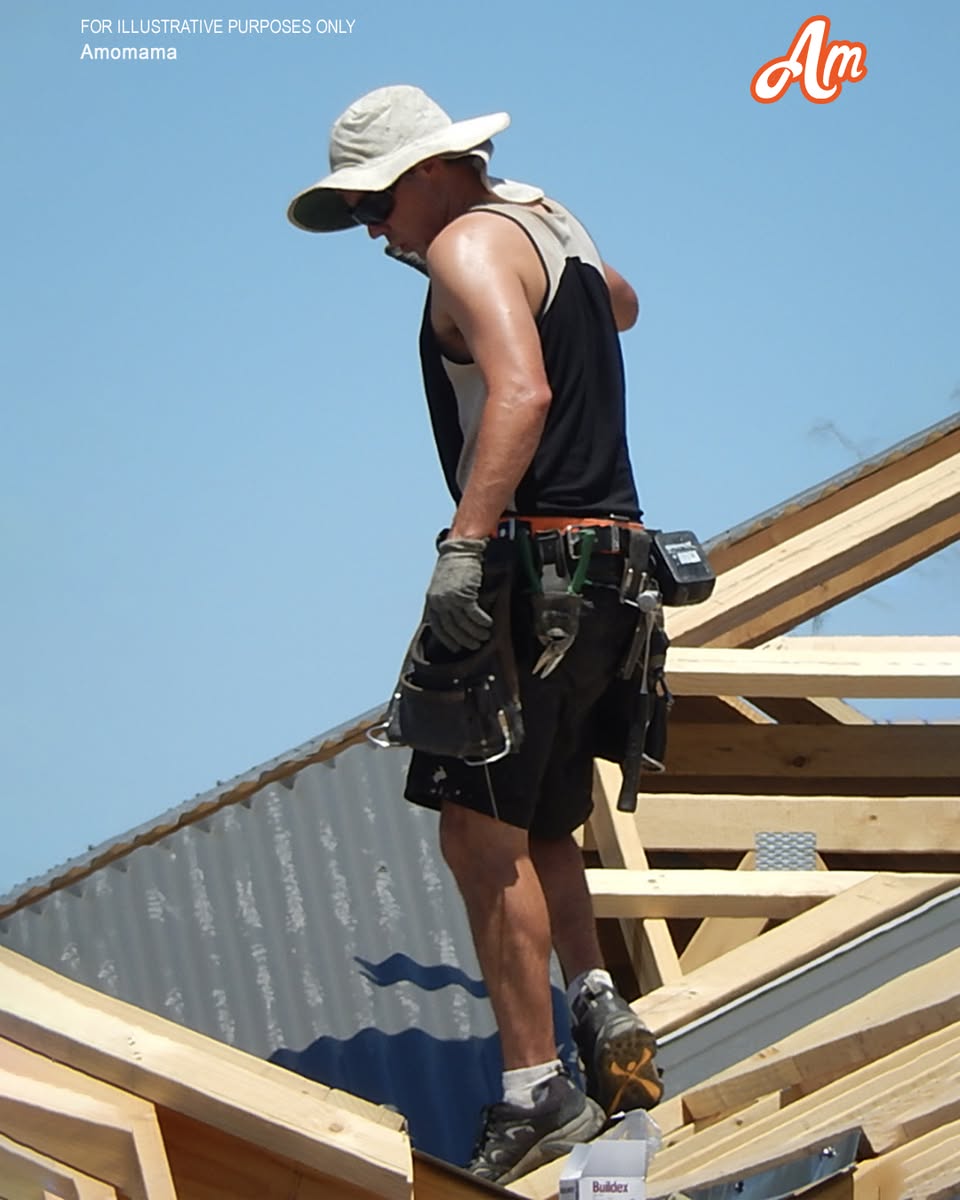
[{"xmin": 496, "ymin": 515, "xmax": 645, "ymax": 535}]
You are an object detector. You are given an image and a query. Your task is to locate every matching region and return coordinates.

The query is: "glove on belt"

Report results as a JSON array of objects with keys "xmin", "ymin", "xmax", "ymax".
[{"xmin": 425, "ymin": 537, "xmax": 493, "ymax": 653}]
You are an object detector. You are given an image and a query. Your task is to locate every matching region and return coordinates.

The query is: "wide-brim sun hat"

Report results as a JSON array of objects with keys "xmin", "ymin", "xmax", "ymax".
[{"xmin": 287, "ymin": 84, "xmax": 542, "ymax": 233}]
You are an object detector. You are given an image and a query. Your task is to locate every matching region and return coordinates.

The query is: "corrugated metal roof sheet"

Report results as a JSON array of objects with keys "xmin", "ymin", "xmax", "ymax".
[
  {"xmin": 0, "ymin": 707, "xmax": 386, "ymax": 919},
  {"xmin": 0, "ymin": 732, "xmax": 574, "ymax": 1166}
]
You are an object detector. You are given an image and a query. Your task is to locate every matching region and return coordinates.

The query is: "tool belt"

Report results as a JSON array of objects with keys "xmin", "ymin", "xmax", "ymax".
[
  {"xmin": 495, "ymin": 516, "xmax": 650, "ymax": 600},
  {"xmin": 368, "ymin": 516, "xmax": 715, "ymax": 788},
  {"xmin": 498, "ymin": 514, "xmax": 715, "ymax": 811},
  {"xmin": 368, "ymin": 538, "xmax": 524, "ymax": 765}
]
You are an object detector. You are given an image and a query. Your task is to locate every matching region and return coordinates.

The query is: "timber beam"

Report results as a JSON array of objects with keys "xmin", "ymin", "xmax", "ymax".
[
  {"xmin": 704, "ymin": 414, "xmax": 960, "ymax": 576},
  {"xmin": 659, "ymin": 724, "xmax": 960, "ymax": 779},
  {"xmin": 630, "ymin": 793, "xmax": 960, "ymax": 854},
  {"xmin": 666, "ymin": 450, "xmax": 960, "ymax": 648},
  {"xmin": 665, "ymin": 645, "xmax": 960, "ymax": 698},
  {"xmin": 585, "ymin": 868, "xmax": 876, "ymax": 919}
]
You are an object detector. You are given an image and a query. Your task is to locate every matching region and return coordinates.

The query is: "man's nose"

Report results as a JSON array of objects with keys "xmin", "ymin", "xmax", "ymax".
[{"xmin": 367, "ymin": 223, "xmax": 387, "ymax": 240}]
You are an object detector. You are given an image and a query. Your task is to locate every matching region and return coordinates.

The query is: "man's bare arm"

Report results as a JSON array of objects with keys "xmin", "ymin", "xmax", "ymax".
[
  {"xmin": 427, "ymin": 215, "xmax": 552, "ymax": 541},
  {"xmin": 602, "ymin": 261, "xmax": 639, "ymax": 331}
]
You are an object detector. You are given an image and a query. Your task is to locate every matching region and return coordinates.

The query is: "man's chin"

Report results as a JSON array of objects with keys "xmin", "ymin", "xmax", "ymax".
[{"xmin": 385, "ymin": 245, "xmax": 429, "ymax": 276}]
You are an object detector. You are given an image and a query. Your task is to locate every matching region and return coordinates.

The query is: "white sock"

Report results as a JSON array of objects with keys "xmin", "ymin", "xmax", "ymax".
[
  {"xmin": 566, "ymin": 967, "xmax": 614, "ymax": 1010},
  {"xmin": 502, "ymin": 1059, "xmax": 563, "ymax": 1108}
]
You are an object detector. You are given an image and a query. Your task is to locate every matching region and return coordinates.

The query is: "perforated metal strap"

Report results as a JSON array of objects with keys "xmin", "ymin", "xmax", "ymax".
[{"xmin": 755, "ymin": 830, "xmax": 818, "ymax": 871}]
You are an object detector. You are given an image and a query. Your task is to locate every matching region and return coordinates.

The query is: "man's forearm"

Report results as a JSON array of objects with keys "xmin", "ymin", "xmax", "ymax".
[{"xmin": 449, "ymin": 388, "xmax": 551, "ymax": 539}]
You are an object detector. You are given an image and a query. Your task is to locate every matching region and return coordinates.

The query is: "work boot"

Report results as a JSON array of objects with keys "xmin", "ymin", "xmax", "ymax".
[
  {"xmin": 466, "ymin": 1069, "xmax": 604, "ymax": 1185},
  {"xmin": 571, "ymin": 981, "xmax": 663, "ymax": 1114}
]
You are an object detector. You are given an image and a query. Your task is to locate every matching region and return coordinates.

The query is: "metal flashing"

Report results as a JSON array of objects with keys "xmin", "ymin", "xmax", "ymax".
[
  {"xmin": 650, "ymin": 1129, "xmax": 862, "ymax": 1200},
  {"xmin": 658, "ymin": 885, "xmax": 960, "ymax": 1097}
]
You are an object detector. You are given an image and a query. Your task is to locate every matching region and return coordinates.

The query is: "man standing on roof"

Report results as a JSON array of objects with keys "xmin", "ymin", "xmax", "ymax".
[{"xmin": 288, "ymin": 85, "xmax": 663, "ymax": 1185}]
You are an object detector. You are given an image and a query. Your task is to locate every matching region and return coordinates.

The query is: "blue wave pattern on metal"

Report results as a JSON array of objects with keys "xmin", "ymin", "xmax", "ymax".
[{"xmin": 0, "ymin": 738, "xmax": 572, "ymax": 1165}]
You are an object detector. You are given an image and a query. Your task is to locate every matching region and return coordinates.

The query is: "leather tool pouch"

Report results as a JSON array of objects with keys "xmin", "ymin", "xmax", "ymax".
[
  {"xmin": 593, "ymin": 526, "xmax": 713, "ymax": 807},
  {"xmin": 370, "ymin": 540, "xmax": 525, "ymax": 764},
  {"xmin": 592, "ymin": 621, "xmax": 670, "ymax": 768}
]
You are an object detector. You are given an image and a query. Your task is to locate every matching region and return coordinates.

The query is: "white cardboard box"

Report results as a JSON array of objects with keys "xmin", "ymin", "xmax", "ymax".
[{"xmin": 558, "ymin": 1138, "xmax": 649, "ymax": 1200}]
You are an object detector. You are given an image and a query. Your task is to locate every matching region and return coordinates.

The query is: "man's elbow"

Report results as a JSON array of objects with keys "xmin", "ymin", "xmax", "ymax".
[
  {"xmin": 497, "ymin": 380, "xmax": 552, "ymax": 421},
  {"xmin": 609, "ymin": 279, "xmax": 639, "ymax": 331},
  {"xmin": 527, "ymin": 382, "xmax": 553, "ymax": 421},
  {"xmin": 602, "ymin": 263, "xmax": 640, "ymax": 331},
  {"xmin": 512, "ymin": 386, "xmax": 552, "ymax": 429}
]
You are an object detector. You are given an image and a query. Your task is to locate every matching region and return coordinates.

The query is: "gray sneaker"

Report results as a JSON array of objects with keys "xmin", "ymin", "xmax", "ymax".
[
  {"xmin": 571, "ymin": 984, "xmax": 663, "ymax": 1114},
  {"xmin": 467, "ymin": 1069, "xmax": 605, "ymax": 1185}
]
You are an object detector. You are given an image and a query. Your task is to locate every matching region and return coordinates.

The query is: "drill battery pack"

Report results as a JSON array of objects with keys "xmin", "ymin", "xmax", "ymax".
[{"xmin": 649, "ymin": 530, "xmax": 716, "ymax": 606}]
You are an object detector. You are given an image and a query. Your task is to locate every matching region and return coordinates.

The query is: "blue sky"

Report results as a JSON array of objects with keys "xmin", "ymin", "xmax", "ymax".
[{"xmin": 3, "ymin": 0, "xmax": 958, "ymax": 894}]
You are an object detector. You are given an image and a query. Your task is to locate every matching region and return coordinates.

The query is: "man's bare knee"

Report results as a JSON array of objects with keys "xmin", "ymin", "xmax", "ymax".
[{"xmin": 439, "ymin": 803, "xmax": 527, "ymax": 884}]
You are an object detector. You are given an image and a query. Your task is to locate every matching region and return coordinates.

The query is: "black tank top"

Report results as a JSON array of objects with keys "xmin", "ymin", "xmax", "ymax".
[{"xmin": 418, "ymin": 198, "xmax": 641, "ymax": 520}]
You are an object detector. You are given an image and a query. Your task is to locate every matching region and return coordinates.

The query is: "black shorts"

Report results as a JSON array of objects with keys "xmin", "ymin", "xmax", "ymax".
[{"xmin": 404, "ymin": 584, "xmax": 638, "ymax": 839}]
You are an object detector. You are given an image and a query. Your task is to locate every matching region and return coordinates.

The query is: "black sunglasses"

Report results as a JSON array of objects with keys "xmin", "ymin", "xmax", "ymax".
[
  {"xmin": 348, "ymin": 187, "xmax": 396, "ymax": 227},
  {"xmin": 347, "ymin": 168, "xmax": 416, "ymax": 227}
]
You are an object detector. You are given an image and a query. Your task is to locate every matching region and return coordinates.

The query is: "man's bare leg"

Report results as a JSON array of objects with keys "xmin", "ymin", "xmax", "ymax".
[
  {"xmin": 530, "ymin": 830, "xmax": 663, "ymax": 1113},
  {"xmin": 529, "ymin": 832, "xmax": 604, "ymax": 983},
  {"xmin": 439, "ymin": 803, "xmax": 557, "ymax": 1068}
]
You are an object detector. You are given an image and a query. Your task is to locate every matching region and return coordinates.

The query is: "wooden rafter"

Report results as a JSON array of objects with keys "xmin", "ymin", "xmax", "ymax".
[
  {"xmin": 0, "ymin": 1129, "xmax": 120, "ymax": 1200},
  {"xmin": 632, "ymin": 794, "xmax": 960, "ymax": 854},
  {"xmin": 666, "ymin": 450, "xmax": 960, "ymax": 648},
  {"xmin": 0, "ymin": 948, "xmax": 412, "ymax": 1200},
  {"xmin": 742, "ymin": 696, "xmax": 874, "ymax": 725},
  {"xmin": 633, "ymin": 872, "xmax": 958, "ymax": 1037},
  {"xmin": 760, "ymin": 636, "xmax": 960, "ymax": 653},
  {"xmin": 588, "ymin": 761, "xmax": 682, "ymax": 994},
  {"xmin": 510, "ymin": 1001, "xmax": 960, "ymax": 1200},
  {"xmin": 678, "ymin": 850, "xmax": 769, "ymax": 973},
  {"xmin": 808, "ymin": 1156, "xmax": 905, "ymax": 1199},
  {"xmin": 680, "ymin": 946, "xmax": 960, "ymax": 1124},
  {"xmin": 0, "ymin": 1040, "xmax": 177, "ymax": 1200},
  {"xmin": 867, "ymin": 1115, "xmax": 960, "ymax": 1199},
  {"xmin": 157, "ymin": 1106, "xmax": 412, "ymax": 1200},
  {"xmin": 584, "ymin": 867, "xmax": 876, "ymax": 919},
  {"xmin": 740, "ymin": 640, "xmax": 957, "ymax": 723},
  {"xmin": 665, "ymin": 644, "xmax": 960, "ymax": 698},
  {"xmin": 658, "ymin": 724, "xmax": 960, "ymax": 779},
  {"xmin": 690, "ymin": 432, "xmax": 960, "ymax": 721},
  {"xmin": 646, "ymin": 1022, "xmax": 960, "ymax": 1194},
  {"xmin": 640, "ymin": 773, "xmax": 956, "ymax": 798},
  {"xmin": 704, "ymin": 414, "xmax": 960, "ymax": 576},
  {"xmin": 671, "ymin": 694, "xmax": 773, "ymax": 724}
]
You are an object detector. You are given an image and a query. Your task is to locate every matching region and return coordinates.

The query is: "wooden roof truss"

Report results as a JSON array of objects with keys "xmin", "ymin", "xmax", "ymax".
[
  {"xmin": 3, "ymin": 417, "xmax": 958, "ymax": 1199},
  {"xmin": 509, "ymin": 416, "xmax": 960, "ymax": 1197}
]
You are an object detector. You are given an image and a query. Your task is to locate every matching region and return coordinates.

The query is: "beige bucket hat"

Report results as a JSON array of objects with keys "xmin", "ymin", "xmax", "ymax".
[{"xmin": 287, "ymin": 84, "xmax": 542, "ymax": 233}]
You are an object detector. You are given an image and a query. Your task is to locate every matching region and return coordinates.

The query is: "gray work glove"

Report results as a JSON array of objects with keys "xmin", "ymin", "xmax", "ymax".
[{"xmin": 425, "ymin": 537, "xmax": 494, "ymax": 653}]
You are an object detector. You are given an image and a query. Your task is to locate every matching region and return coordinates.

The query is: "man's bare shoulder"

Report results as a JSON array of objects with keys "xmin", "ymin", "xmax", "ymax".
[
  {"xmin": 427, "ymin": 208, "xmax": 546, "ymax": 315},
  {"xmin": 427, "ymin": 209, "xmax": 537, "ymax": 275}
]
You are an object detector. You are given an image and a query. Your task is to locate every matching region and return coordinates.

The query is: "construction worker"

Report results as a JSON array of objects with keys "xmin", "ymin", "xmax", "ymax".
[{"xmin": 288, "ymin": 85, "xmax": 662, "ymax": 1185}]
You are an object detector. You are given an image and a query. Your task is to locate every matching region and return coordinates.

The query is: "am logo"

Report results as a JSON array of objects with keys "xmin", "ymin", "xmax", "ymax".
[{"xmin": 751, "ymin": 15, "xmax": 867, "ymax": 104}]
